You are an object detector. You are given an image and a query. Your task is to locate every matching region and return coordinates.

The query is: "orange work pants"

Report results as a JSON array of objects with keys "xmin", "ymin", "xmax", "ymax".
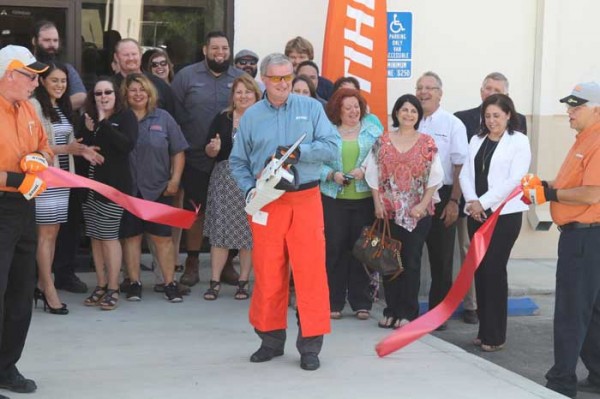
[{"xmin": 249, "ymin": 187, "xmax": 331, "ymax": 337}]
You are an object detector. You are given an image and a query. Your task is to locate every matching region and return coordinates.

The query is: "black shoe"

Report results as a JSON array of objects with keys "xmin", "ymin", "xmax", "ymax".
[
  {"xmin": 463, "ymin": 310, "xmax": 479, "ymax": 324},
  {"xmin": 250, "ymin": 346, "xmax": 284, "ymax": 363},
  {"xmin": 436, "ymin": 322, "xmax": 448, "ymax": 331},
  {"xmin": 119, "ymin": 278, "xmax": 131, "ymax": 292},
  {"xmin": 300, "ymin": 353, "xmax": 320, "ymax": 371},
  {"xmin": 546, "ymin": 382, "xmax": 576, "ymax": 398},
  {"xmin": 163, "ymin": 282, "xmax": 183, "ymax": 303},
  {"xmin": 578, "ymin": 378, "xmax": 600, "ymax": 394},
  {"xmin": 34, "ymin": 288, "xmax": 68, "ymax": 315},
  {"xmin": 54, "ymin": 274, "xmax": 88, "ymax": 294},
  {"xmin": 0, "ymin": 367, "xmax": 37, "ymax": 393},
  {"xmin": 155, "ymin": 282, "xmax": 191, "ymax": 296},
  {"xmin": 126, "ymin": 281, "xmax": 142, "ymax": 301}
]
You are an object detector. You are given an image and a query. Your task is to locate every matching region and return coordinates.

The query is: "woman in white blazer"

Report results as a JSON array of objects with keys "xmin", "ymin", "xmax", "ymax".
[{"xmin": 459, "ymin": 93, "xmax": 531, "ymax": 352}]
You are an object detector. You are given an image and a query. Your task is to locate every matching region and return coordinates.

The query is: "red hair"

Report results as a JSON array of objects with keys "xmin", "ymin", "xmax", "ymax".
[{"xmin": 325, "ymin": 88, "xmax": 367, "ymax": 126}]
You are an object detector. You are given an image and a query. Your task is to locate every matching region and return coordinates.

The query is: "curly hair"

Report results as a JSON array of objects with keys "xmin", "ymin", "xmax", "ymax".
[{"xmin": 325, "ymin": 88, "xmax": 367, "ymax": 126}]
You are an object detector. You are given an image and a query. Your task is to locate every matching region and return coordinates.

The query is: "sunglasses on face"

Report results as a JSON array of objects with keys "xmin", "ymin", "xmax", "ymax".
[
  {"xmin": 237, "ymin": 59, "xmax": 257, "ymax": 66},
  {"xmin": 264, "ymin": 74, "xmax": 294, "ymax": 83},
  {"xmin": 151, "ymin": 60, "xmax": 168, "ymax": 68},
  {"xmin": 14, "ymin": 69, "xmax": 38, "ymax": 81},
  {"xmin": 94, "ymin": 90, "xmax": 114, "ymax": 97}
]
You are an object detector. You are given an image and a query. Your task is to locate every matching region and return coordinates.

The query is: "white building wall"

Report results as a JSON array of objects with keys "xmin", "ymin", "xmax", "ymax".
[{"xmin": 234, "ymin": 0, "xmax": 537, "ymax": 115}]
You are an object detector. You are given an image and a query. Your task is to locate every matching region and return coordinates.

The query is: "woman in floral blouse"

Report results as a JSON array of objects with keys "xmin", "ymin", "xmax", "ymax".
[{"xmin": 364, "ymin": 94, "xmax": 443, "ymax": 329}]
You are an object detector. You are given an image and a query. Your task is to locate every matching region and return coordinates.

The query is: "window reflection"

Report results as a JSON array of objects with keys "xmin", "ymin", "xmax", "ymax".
[{"xmin": 81, "ymin": 0, "xmax": 223, "ymax": 83}]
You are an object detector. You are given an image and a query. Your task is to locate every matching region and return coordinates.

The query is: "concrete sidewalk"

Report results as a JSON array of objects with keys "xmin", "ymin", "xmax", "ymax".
[
  {"xmin": 19, "ymin": 256, "xmax": 565, "ymax": 399},
  {"xmin": 508, "ymin": 258, "xmax": 557, "ymax": 296}
]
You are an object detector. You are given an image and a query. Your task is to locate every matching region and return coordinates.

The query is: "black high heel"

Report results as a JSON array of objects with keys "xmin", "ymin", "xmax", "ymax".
[{"xmin": 34, "ymin": 288, "xmax": 69, "ymax": 315}]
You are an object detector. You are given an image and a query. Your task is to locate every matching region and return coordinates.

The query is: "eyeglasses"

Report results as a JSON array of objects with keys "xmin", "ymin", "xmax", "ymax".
[
  {"xmin": 416, "ymin": 85, "xmax": 440, "ymax": 92},
  {"xmin": 14, "ymin": 69, "xmax": 38, "ymax": 82},
  {"xmin": 264, "ymin": 74, "xmax": 294, "ymax": 83},
  {"xmin": 94, "ymin": 90, "xmax": 115, "ymax": 97},
  {"xmin": 151, "ymin": 60, "xmax": 168, "ymax": 68},
  {"xmin": 237, "ymin": 59, "xmax": 257, "ymax": 66}
]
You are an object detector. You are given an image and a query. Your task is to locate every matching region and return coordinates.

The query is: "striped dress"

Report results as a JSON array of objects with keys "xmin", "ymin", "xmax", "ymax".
[
  {"xmin": 81, "ymin": 130, "xmax": 124, "ymax": 240},
  {"xmin": 35, "ymin": 107, "xmax": 71, "ymax": 225}
]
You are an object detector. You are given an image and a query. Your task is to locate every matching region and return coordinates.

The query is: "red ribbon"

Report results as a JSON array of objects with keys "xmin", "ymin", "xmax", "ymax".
[
  {"xmin": 375, "ymin": 187, "xmax": 522, "ymax": 357},
  {"xmin": 39, "ymin": 167, "xmax": 197, "ymax": 229}
]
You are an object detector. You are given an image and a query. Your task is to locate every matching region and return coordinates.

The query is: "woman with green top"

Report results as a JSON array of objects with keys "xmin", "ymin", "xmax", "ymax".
[{"xmin": 321, "ymin": 88, "xmax": 383, "ymax": 320}]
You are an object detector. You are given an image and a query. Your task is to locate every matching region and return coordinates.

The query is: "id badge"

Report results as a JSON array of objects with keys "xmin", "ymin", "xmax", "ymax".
[{"xmin": 252, "ymin": 210, "xmax": 269, "ymax": 226}]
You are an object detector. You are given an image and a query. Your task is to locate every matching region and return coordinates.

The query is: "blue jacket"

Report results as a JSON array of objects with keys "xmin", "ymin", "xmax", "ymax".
[{"xmin": 320, "ymin": 119, "xmax": 382, "ymax": 199}]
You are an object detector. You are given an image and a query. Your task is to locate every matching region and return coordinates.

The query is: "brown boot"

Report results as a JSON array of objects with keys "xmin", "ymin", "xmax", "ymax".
[
  {"xmin": 220, "ymin": 254, "xmax": 240, "ymax": 286},
  {"xmin": 180, "ymin": 256, "xmax": 200, "ymax": 286}
]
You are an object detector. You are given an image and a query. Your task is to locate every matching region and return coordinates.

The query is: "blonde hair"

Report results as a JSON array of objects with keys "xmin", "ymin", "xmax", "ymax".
[
  {"xmin": 224, "ymin": 74, "xmax": 262, "ymax": 116},
  {"xmin": 122, "ymin": 73, "xmax": 158, "ymax": 114}
]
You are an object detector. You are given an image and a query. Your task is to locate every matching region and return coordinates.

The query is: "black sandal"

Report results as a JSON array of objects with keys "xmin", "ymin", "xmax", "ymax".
[
  {"xmin": 234, "ymin": 280, "xmax": 250, "ymax": 300},
  {"xmin": 84, "ymin": 285, "xmax": 107, "ymax": 306},
  {"xmin": 99, "ymin": 289, "xmax": 119, "ymax": 311},
  {"xmin": 203, "ymin": 280, "xmax": 221, "ymax": 301}
]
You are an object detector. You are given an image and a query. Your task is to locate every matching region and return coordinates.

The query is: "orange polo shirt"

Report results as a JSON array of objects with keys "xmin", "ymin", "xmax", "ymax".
[
  {"xmin": 0, "ymin": 94, "xmax": 52, "ymax": 192},
  {"xmin": 550, "ymin": 121, "xmax": 600, "ymax": 226}
]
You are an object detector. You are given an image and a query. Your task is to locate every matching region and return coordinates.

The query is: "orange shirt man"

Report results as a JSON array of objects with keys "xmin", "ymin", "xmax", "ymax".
[
  {"xmin": 0, "ymin": 45, "xmax": 50, "ymax": 397},
  {"xmin": 521, "ymin": 81, "xmax": 600, "ymax": 398}
]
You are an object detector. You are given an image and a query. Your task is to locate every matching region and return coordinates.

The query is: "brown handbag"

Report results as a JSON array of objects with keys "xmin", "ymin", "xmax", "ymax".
[{"xmin": 352, "ymin": 218, "xmax": 403, "ymax": 279}]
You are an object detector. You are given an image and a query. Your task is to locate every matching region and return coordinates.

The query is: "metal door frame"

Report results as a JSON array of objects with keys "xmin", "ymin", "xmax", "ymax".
[{"xmin": 0, "ymin": 0, "xmax": 79, "ymax": 69}]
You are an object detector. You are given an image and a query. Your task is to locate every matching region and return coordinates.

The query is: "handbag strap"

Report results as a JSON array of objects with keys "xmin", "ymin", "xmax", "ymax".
[
  {"xmin": 369, "ymin": 218, "xmax": 382, "ymax": 236},
  {"xmin": 383, "ymin": 219, "xmax": 392, "ymax": 238}
]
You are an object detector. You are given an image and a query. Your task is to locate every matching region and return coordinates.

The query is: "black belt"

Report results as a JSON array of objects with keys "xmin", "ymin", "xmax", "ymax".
[
  {"xmin": 0, "ymin": 191, "xmax": 23, "ymax": 199},
  {"xmin": 288, "ymin": 181, "xmax": 319, "ymax": 192},
  {"xmin": 559, "ymin": 222, "xmax": 600, "ymax": 231}
]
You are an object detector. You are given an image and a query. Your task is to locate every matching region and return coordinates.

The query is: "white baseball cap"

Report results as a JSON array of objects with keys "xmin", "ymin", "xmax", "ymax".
[
  {"xmin": 560, "ymin": 82, "xmax": 600, "ymax": 106},
  {"xmin": 0, "ymin": 45, "xmax": 48, "ymax": 77}
]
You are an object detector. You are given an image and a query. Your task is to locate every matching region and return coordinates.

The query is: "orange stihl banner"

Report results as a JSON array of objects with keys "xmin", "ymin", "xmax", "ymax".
[{"xmin": 322, "ymin": 0, "xmax": 388, "ymax": 127}]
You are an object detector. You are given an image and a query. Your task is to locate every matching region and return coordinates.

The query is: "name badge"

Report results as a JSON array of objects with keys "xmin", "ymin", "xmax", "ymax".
[{"xmin": 252, "ymin": 210, "xmax": 268, "ymax": 226}]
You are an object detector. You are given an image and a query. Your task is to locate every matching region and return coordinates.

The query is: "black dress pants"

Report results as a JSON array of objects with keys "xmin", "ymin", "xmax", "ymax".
[
  {"xmin": 322, "ymin": 195, "xmax": 374, "ymax": 312},
  {"xmin": 468, "ymin": 212, "xmax": 522, "ymax": 346},
  {"xmin": 426, "ymin": 185, "xmax": 456, "ymax": 309},
  {"xmin": 546, "ymin": 226, "xmax": 600, "ymax": 397},
  {"xmin": 383, "ymin": 216, "xmax": 431, "ymax": 321},
  {"xmin": 255, "ymin": 311, "xmax": 323, "ymax": 355},
  {"xmin": 0, "ymin": 196, "xmax": 37, "ymax": 371}
]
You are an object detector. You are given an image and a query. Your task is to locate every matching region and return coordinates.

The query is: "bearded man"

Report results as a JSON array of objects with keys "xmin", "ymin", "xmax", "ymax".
[{"xmin": 171, "ymin": 31, "xmax": 244, "ymax": 286}]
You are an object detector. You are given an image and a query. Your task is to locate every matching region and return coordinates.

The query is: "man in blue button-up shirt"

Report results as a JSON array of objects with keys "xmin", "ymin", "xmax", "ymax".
[{"xmin": 230, "ymin": 53, "xmax": 337, "ymax": 371}]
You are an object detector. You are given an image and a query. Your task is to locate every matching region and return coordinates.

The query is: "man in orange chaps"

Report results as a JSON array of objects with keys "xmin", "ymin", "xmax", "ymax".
[
  {"xmin": 249, "ymin": 187, "xmax": 330, "ymax": 350},
  {"xmin": 229, "ymin": 53, "xmax": 337, "ymax": 371}
]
